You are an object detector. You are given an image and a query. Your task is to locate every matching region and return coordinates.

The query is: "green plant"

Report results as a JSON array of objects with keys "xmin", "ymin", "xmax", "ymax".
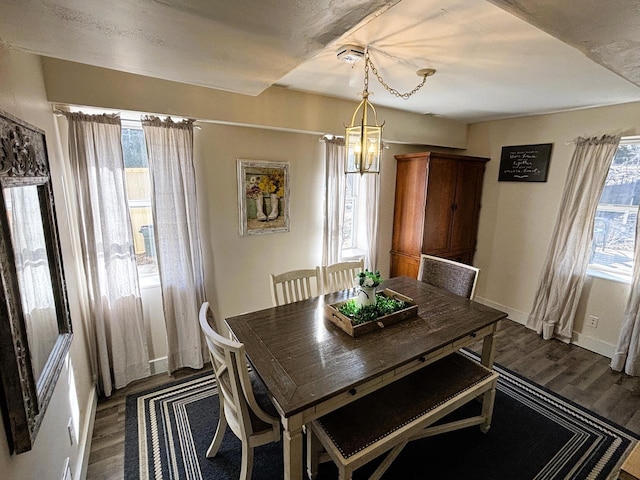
[
  {"xmin": 337, "ymin": 295, "xmax": 409, "ymax": 326},
  {"xmin": 358, "ymin": 269, "xmax": 382, "ymax": 287}
]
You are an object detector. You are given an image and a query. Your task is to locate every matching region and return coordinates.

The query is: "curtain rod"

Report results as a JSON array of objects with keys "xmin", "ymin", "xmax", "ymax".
[
  {"xmin": 565, "ymin": 133, "xmax": 628, "ymax": 145},
  {"xmin": 52, "ymin": 107, "xmax": 202, "ymax": 129}
]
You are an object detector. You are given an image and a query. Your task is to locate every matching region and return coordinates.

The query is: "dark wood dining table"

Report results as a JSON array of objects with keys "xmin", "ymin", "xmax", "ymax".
[{"xmin": 225, "ymin": 276, "xmax": 508, "ymax": 480}]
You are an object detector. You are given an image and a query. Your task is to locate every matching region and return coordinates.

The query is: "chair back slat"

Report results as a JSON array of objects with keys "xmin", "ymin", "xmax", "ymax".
[
  {"xmin": 322, "ymin": 259, "xmax": 364, "ymax": 294},
  {"xmin": 270, "ymin": 268, "xmax": 320, "ymax": 306},
  {"xmin": 417, "ymin": 255, "xmax": 480, "ymax": 299}
]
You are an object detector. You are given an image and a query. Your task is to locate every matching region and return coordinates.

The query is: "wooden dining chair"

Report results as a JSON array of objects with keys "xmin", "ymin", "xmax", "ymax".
[
  {"xmin": 270, "ymin": 267, "xmax": 321, "ymax": 306},
  {"xmin": 417, "ymin": 254, "xmax": 480, "ymax": 300},
  {"xmin": 198, "ymin": 302, "xmax": 280, "ymax": 480},
  {"xmin": 322, "ymin": 259, "xmax": 364, "ymax": 294}
]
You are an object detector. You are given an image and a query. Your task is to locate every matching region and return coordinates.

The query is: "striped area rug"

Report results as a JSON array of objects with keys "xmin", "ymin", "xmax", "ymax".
[{"xmin": 125, "ymin": 357, "xmax": 638, "ymax": 479}]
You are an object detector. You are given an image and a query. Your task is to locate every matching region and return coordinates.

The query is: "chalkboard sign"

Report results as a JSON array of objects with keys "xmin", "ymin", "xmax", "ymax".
[{"xmin": 498, "ymin": 143, "xmax": 552, "ymax": 182}]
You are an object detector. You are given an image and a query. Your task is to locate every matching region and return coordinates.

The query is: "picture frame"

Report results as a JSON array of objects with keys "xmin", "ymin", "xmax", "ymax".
[
  {"xmin": 498, "ymin": 143, "xmax": 553, "ymax": 182},
  {"xmin": 237, "ymin": 159, "xmax": 290, "ymax": 236}
]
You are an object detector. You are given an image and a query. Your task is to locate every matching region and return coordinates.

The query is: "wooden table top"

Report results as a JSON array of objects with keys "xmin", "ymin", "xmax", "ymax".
[{"xmin": 225, "ymin": 276, "xmax": 507, "ymax": 418}]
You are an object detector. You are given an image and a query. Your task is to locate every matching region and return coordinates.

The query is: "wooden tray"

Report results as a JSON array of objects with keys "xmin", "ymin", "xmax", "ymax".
[{"xmin": 325, "ymin": 288, "xmax": 418, "ymax": 337}]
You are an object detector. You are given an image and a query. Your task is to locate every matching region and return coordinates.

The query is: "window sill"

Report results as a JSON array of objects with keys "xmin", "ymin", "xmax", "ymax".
[
  {"xmin": 341, "ymin": 248, "xmax": 365, "ymax": 261},
  {"xmin": 139, "ymin": 274, "xmax": 161, "ymax": 289},
  {"xmin": 586, "ymin": 267, "xmax": 631, "ymax": 285}
]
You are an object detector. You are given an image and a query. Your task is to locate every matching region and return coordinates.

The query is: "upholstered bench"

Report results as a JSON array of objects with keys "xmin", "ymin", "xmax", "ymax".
[
  {"xmin": 306, "ymin": 352, "xmax": 499, "ymax": 480},
  {"xmin": 620, "ymin": 442, "xmax": 640, "ymax": 480}
]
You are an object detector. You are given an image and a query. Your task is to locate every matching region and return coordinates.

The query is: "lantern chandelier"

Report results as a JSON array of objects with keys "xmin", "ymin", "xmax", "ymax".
[{"xmin": 340, "ymin": 45, "xmax": 436, "ymax": 174}]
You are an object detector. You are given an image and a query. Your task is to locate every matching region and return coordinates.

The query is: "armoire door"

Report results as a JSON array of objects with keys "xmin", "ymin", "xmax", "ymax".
[
  {"xmin": 422, "ymin": 157, "xmax": 457, "ymax": 254},
  {"xmin": 391, "ymin": 156, "xmax": 428, "ymax": 258},
  {"xmin": 449, "ymin": 160, "xmax": 486, "ymax": 253}
]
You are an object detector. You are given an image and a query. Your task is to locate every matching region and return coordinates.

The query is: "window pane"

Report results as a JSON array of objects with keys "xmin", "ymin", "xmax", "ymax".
[
  {"xmin": 122, "ymin": 128, "xmax": 148, "ymax": 168},
  {"xmin": 342, "ymin": 174, "xmax": 359, "ymax": 250},
  {"xmin": 122, "ymin": 127, "xmax": 158, "ymax": 278},
  {"xmin": 590, "ymin": 142, "xmax": 640, "ymax": 277}
]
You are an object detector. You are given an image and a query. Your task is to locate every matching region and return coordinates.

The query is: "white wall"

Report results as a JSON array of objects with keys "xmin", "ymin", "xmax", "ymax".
[
  {"xmin": 0, "ymin": 46, "xmax": 95, "ymax": 479},
  {"xmin": 466, "ymin": 103, "xmax": 640, "ymax": 356},
  {"xmin": 194, "ymin": 124, "xmax": 325, "ymax": 320}
]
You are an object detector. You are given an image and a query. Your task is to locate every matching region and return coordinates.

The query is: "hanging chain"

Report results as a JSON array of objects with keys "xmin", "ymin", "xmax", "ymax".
[
  {"xmin": 363, "ymin": 52, "xmax": 370, "ymax": 96},
  {"xmin": 365, "ymin": 50, "xmax": 428, "ymax": 100}
]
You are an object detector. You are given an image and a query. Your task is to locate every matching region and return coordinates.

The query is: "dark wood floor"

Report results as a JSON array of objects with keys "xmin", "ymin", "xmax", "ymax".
[{"xmin": 85, "ymin": 319, "xmax": 640, "ymax": 479}]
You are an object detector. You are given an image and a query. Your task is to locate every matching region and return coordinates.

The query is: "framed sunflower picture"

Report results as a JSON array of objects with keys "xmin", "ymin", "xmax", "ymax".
[{"xmin": 237, "ymin": 159, "xmax": 290, "ymax": 236}]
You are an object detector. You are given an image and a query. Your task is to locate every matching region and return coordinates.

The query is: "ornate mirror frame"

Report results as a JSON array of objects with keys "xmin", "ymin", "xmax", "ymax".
[{"xmin": 0, "ymin": 109, "xmax": 73, "ymax": 454}]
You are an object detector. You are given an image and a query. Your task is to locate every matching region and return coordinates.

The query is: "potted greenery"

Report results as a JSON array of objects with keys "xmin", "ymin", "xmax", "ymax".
[
  {"xmin": 357, "ymin": 269, "xmax": 382, "ymax": 308},
  {"xmin": 327, "ymin": 276, "xmax": 417, "ymax": 336}
]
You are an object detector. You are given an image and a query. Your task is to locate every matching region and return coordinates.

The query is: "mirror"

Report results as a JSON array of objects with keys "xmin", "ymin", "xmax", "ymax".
[{"xmin": 0, "ymin": 109, "xmax": 72, "ymax": 454}]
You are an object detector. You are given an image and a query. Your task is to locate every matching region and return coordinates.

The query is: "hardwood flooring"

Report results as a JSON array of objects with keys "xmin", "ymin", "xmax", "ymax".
[
  {"xmin": 85, "ymin": 319, "xmax": 640, "ymax": 479},
  {"xmin": 85, "ymin": 366, "xmax": 209, "ymax": 480}
]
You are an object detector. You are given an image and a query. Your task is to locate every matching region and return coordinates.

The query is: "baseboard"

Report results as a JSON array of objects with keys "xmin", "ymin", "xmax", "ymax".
[
  {"xmin": 75, "ymin": 385, "xmax": 98, "ymax": 480},
  {"xmin": 474, "ymin": 296, "xmax": 528, "ymax": 325},
  {"xmin": 474, "ymin": 296, "xmax": 615, "ymax": 359},
  {"xmin": 571, "ymin": 332, "xmax": 616, "ymax": 358},
  {"xmin": 150, "ymin": 356, "xmax": 168, "ymax": 375}
]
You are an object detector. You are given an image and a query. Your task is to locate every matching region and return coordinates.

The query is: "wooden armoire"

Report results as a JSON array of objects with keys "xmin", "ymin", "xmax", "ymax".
[{"xmin": 390, "ymin": 151, "xmax": 489, "ymax": 278}]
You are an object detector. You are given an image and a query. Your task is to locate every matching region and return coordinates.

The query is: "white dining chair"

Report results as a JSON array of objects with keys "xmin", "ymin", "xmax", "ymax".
[
  {"xmin": 269, "ymin": 267, "xmax": 321, "ymax": 306},
  {"xmin": 417, "ymin": 254, "xmax": 480, "ymax": 299},
  {"xmin": 198, "ymin": 302, "xmax": 281, "ymax": 480},
  {"xmin": 321, "ymin": 259, "xmax": 364, "ymax": 294}
]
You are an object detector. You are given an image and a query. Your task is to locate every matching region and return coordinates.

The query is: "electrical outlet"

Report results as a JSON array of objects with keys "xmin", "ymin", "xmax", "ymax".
[
  {"xmin": 67, "ymin": 417, "xmax": 74, "ymax": 446},
  {"xmin": 588, "ymin": 315, "xmax": 599, "ymax": 328}
]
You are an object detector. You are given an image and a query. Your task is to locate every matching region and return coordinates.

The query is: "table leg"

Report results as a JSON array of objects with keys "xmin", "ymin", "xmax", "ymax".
[
  {"xmin": 480, "ymin": 387, "xmax": 497, "ymax": 433},
  {"xmin": 282, "ymin": 414, "xmax": 304, "ymax": 480},
  {"xmin": 480, "ymin": 322, "xmax": 499, "ymax": 432},
  {"xmin": 480, "ymin": 323, "xmax": 499, "ymax": 368}
]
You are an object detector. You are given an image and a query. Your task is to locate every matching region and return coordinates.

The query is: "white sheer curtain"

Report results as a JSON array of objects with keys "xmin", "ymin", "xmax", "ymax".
[
  {"xmin": 65, "ymin": 112, "xmax": 150, "ymax": 396},
  {"xmin": 611, "ymin": 216, "xmax": 640, "ymax": 375},
  {"xmin": 322, "ymin": 138, "xmax": 346, "ymax": 266},
  {"xmin": 6, "ymin": 186, "xmax": 58, "ymax": 382},
  {"xmin": 141, "ymin": 116, "xmax": 205, "ymax": 372},
  {"xmin": 362, "ymin": 173, "xmax": 380, "ymax": 271},
  {"xmin": 322, "ymin": 138, "xmax": 380, "ymax": 270},
  {"xmin": 527, "ymin": 135, "xmax": 621, "ymax": 342}
]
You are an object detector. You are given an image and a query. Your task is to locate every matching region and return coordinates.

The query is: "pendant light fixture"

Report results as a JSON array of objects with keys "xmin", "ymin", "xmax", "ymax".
[{"xmin": 341, "ymin": 46, "xmax": 436, "ymax": 175}]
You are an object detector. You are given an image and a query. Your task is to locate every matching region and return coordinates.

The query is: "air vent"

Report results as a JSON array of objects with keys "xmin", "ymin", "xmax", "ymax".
[{"xmin": 336, "ymin": 45, "xmax": 365, "ymax": 64}]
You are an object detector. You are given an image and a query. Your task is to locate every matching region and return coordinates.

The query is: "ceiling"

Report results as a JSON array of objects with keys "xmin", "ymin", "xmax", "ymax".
[{"xmin": 1, "ymin": 0, "xmax": 639, "ymax": 123}]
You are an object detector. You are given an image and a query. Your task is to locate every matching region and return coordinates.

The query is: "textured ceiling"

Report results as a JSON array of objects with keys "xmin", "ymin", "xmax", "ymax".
[
  {"xmin": 1, "ymin": 0, "xmax": 639, "ymax": 122},
  {"xmin": 487, "ymin": 0, "xmax": 640, "ymax": 86}
]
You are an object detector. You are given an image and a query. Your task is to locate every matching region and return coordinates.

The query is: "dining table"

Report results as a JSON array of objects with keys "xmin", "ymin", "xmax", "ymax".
[{"xmin": 225, "ymin": 275, "xmax": 508, "ymax": 480}]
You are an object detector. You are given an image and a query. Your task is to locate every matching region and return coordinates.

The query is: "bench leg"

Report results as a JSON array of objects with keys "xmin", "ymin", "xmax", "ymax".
[
  {"xmin": 338, "ymin": 469, "xmax": 353, "ymax": 480},
  {"xmin": 480, "ymin": 386, "xmax": 497, "ymax": 433},
  {"xmin": 369, "ymin": 441, "xmax": 408, "ymax": 480},
  {"xmin": 306, "ymin": 428, "xmax": 322, "ymax": 479}
]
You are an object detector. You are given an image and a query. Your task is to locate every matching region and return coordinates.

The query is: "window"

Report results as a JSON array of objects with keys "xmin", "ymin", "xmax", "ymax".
[
  {"xmin": 589, "ymin": 138, "xmax": 640, "ymax": 280},
  {"xmin": 121, "ymin": 123, "xmax": 158, "ymax": 281},
  {"xmin": 341, "ymin": 174, "xmax": 372, "ymax": 261},
  {"xmin": 342, "ymin": 174, "xmax": 359, "ymax": 251}
]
